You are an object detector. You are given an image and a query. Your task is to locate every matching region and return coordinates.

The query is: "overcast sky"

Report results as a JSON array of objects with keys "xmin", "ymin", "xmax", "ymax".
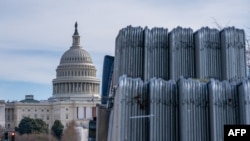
[{"xmin": 0, "ymin": 0, "xmax": 249, "ymax": 101}]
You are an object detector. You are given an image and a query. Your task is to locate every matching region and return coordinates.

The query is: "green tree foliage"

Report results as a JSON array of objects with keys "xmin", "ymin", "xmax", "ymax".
[
  {"xmin": 51, "ymin": 120, "xmax": 64, "ymax": 140},
  {"xmin": 33, "ymin": 119, "xmax": 48, "ymax": 134},
  {"xmin": 17, "ymin": 117, "xmax": 33, "ymax": 134},
  {"xmin": 17, "ymin": 117, "xmax": 48, "ymax": 135}
]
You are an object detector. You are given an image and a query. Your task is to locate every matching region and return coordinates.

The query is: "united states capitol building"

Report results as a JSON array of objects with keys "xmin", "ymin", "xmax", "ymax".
[{"xmin": 0, "ymin": 23, "xmax": 100, "ymax": 131}]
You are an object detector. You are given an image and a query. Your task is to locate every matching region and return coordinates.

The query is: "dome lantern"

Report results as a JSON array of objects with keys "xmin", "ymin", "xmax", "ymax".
[{"xmin": 72, "ymin": 22, "xmax": 80, "ymax": 47}]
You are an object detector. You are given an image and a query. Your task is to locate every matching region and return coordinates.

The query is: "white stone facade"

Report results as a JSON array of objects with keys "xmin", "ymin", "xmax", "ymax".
[
  {"xmin": 5, "ymin": 100, "xmax": 97, "ymax": 130},
  {"xmin": 0, "ymin": 101, "xmax": 5, "ymax": 129}
]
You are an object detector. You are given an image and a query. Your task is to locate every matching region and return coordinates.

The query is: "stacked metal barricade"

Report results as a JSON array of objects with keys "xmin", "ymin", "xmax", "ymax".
[
  {"xmin": 149, "ymin": 78, "xmax": 177, "ymax": 141},
  {"xmin": 178, "ymin": 78, "xmax": 210, "ymax": 141},
  {"xmin": 169, "ymin": 27, "xmax": 195, "ymax": 80},
  {"xmin": 238, "ymin": 79, "xmax": 250, "ymax": 124},
  {"xmin": 221, "ymin": 27, "xmax": 246, "ymax": 81},
  {"xmin": 113, "ymin": 25, "xmax": 246, "ymax": 86},
  {"xmin": 194, "ymin": 27, "xmax": 221, "ymax": 79},
  {"xmin": 113, "ymin": 26, "xmax": 144, "ymax": 85},
  {"xmin": 105, "ymin": 25, "xmax": 248, "ymax": 141},
  {"xmin": 208, "ymin": 80, "xmax": 240, "ymax": 141},
  {"xmin": 144, "ymin": 27, "xmax": 169, "ymax": 81},
  {"xmin": 108, "ymin": 76, "xmax": 250, "ymax": 141},
  {"xmin": 111, "ymin": 76, "xmax": 148, "ymax": 141}
]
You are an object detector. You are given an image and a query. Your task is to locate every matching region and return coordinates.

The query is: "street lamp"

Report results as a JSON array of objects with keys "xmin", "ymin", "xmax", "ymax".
[{"xmin": 10, "ymin": 132, "xmax": 15, "ymax": 141}]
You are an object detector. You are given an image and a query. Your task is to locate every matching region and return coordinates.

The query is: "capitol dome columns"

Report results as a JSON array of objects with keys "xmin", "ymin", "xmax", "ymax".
[{"xmin": 53, "ymin": 82, "xmax": 99, "ymax": 94}]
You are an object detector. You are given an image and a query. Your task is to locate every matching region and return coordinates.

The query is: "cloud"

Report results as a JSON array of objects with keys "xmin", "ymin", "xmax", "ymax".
[
  {"xmin": 0, "ymin": 50, "xmax": 58, "ymax": 84},
  {"xmin": 0, "ymin": 0, "xmax": 249, "ymax": 91}
]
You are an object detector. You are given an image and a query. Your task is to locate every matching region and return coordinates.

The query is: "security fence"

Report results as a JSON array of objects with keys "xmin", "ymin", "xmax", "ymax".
[
  {"xmin": 105, "ymin": 25, "xmax": 248, "ymax": 141},
  {"xmin": 113, "ymin": 26, "xmax": 246, "ymax": 84},
  {"xmin": 108, "ymin": 76, "xmax": 250, "ymax": 141}
]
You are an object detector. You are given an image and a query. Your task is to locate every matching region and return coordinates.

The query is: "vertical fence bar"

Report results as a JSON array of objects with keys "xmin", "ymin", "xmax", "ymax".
[{"xmin": 238, "ymin": 79, "xmax": 250, "ymax": 124}]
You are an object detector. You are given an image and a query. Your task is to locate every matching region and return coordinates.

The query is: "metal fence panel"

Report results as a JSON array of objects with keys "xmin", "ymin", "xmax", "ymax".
[
  {"xmin": 208, "ymin": 79, "xmax": 240, "ymax": 141},
  {"xmin": 238, "ymin": 79, "xmax": 250, "ymax": 124},
  {"xmin": 113, "ymin": 26, "xmax": 144, "ymax": 86},
  {"xmin": 149, "ymin": 78, "xmax": 177, "ymax": 141},
  {"xmin": 169, "ymin": 27, "xmax": 195, "ymax": 80},
  {"xmin": 194, "ymin": 27, "xmax": 221, "ymax": 80},
  {"xmin": 178, "ymin": 78, "xmax": 209, "ymax": 141},
  {"xmin": 144, "ymin": 27, "xmax": 169, "ymax": 81},
  {"xmin": 220, "ymin": 27, "xmax": 246, "ymax": 81},
  {"xmin": 115, "ymin": 76, "xmax": 149, "ymax": 141},
  {"xmin": 107, "ymin": 109, "xmax": 114, "ymax": 141}
]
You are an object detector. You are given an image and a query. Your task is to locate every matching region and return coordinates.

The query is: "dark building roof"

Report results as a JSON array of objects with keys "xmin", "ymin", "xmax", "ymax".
[{"xmin": 19, "ymin": 95, "xmax": 40, "ymax": 103}]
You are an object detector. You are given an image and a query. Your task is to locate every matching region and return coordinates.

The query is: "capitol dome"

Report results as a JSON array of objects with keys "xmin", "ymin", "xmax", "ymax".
[
  {"xmin": 51, "ymin": 22, "xmax": 100, "ymax": 101},
  {"xmin": 60, "ymin": 46, "xmax": 93, "ymax": 64}
]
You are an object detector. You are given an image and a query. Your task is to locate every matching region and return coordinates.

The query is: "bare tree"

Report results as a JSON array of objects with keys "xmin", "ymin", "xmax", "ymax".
[
  {"xmin": 61, "ymin": 120, "xmax": 79, "ymax": 141},
  {"xmin": 211, "ymin": 17, "xmax": 231, "ymax": 30},
  {"xmin": 212, "ymin": 17, "xmax": 250, "ymax": 76},
  {"xmin": 15, "ymin": 133, "xmax": 57, "ymax": 141}
]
